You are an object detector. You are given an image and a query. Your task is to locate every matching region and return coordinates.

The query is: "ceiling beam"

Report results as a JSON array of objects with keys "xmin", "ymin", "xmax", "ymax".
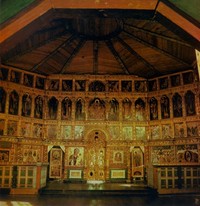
[
  {"xmin": 51, "ymin": 0, "xmax": 157, "ymax": 10},
  {"xmin": 0, "ymin": 1, "xmax": 52, "ymax": 44},
  {"xmin": 123, "ymin": 29, "xmax": 191, "ymax": 66},
  {"xmin": 156, "ymin": 1, "xmax": 200, "ymax": 42},
  {"xmin": 30, "ymin": 34, "xmax": 77, "ymax": 72},
  {"xmin": 116, "ymin": 36, "xmax": 162, "ymax": 77},
  {"xmin": 106, "ymin": 39, "xmax": 130, "ymax": 75},
  {"xmin": 60, "ymin": 38, "xmax": 86, "ymax": 74}
]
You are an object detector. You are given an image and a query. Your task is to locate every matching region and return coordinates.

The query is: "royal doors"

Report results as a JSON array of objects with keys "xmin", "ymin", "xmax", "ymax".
[{"xmin": 86, "ymin": 130, "xmax": 106, "ymax": 181}]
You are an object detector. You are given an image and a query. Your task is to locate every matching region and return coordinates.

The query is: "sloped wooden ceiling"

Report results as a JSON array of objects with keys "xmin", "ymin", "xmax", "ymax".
[{"xmin": 0, "ymin": 0, "xmax": 199, "ymax": 78}]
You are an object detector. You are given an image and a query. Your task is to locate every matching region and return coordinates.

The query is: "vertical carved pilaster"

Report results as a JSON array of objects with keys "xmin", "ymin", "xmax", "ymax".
[
  {"xmin": 181, "ymin": 91, "xmax": 186, "ymax": 117},
  {"xmin": 157, "ymin": 96, "xmax": 161, "ymax": 120}
]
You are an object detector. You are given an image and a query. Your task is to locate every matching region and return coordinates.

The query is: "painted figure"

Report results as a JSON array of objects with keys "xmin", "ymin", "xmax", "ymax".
[
  {"xmin": 34, "ymin": 96, "xmax": 43, "ymax": 119},
  {"xmin": 22, "ymin": 93, "xmax": 32, "ymax": 117},
  {"xmin": 69, "ymin": 148, "xmax": 82, "ymax": 166},
  {"xmin": 122, "ymin": 81, "xmax": 132, "ymax": 92},
  {"xmin": 114, "ymin": 152, "xmax": 122, "ymax": 162},
  {"xmin": 135, "ymin": 98, "xmax": 145, "ymax": 121},
  {"xmin": 0, "ymin": 88, "xmax": 6, "ymax": 113},
  {"xmin": 161, "ymin": 95, "xmax": 170, "ymax": 119},
  {"xmin": 159, "ymin": 77, "xmax": 168, "ymax": 89},
  {"xmin": 185, "ymin": 91, "xmax": 196, "ymax": 116},
  {"xmin": 122, "ymin": 98, "xmax": 132, "ymax": 120},
  {"xmin": 62, "ymin": 80, "xmax": 72, "ymax": 91},
  {"xmin": 108, "ymin": 81, "xmax": 119, "ymax": 92},
  {"xmin": 62, "ymin": 97, "xmax": 72, "ymax": 120},
  {"xmin": 9, "ymin": 91, "xmax": 19, "ymax": 115},
  {"xmin": 75, "ymin": 126, "xmax": 84, "ymax": 139},
  {"xmin": 49, "ymin": 80, "xmax": 59, "ymax": 91},
  {"xmin": 173, "ymin": 93, "xmax": 182, "ymax": 117},
  {"xmin": 148, "ymin": 80, "xmax": 157, "ymax": 91},
  {"xmin": 88, "ymin": 98, "xmax": 106, "ymax": 120},
  {"xmin": 24, "ymin": 74, "xmax": 33, "ymax": 87},
  {"xmin": 135, "ymin": 81, "xmax": 146, "ymax": 92},
  {"xmin": 150, "ymin": 97, "xmax": 158, "ymax": 120},
  {"xmin": 75, "ymin": 80, "xmax": 85, "ymax": 91},
  {"xmin": 89, "ymin": 81, "xmax": 105, "ymax": 92},
  {"xmin": 75, "ymin": 98, "xmax": 84, "ymax": 120},
  {"xmin": 108, "ymin": 98, "xmax": 119, "ymax": 120},
  {"xmin": 48, "ymin": 97, "xmax": 58, "ymax": 119},
  {"xmin": 36, "ymin": 77, "xmax": 45, "ymax": 89},
  {"xmin": 10, "ymin": 70, "xmax": 21, "ymax": 83},
  {"xmin": 171, "ymin": 75, "xmax": 180, "ymax": 87},
  {"xmin": 133, "ymin": 151, "xmax": 141, "ymax": 167},
  {"xmin": 183, "ymin": 72, "xmax": 193, "ymax": 84}
]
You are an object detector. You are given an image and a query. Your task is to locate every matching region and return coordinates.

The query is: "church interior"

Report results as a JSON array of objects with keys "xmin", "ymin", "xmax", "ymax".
[{"xmin": 0, "ymin": 0, "xmax": 200, "ymax": 197}]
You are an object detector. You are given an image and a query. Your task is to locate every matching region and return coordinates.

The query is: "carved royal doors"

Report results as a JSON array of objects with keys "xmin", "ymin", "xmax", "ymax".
[
  {"xmin": 86, "ymin": 130, "xmax": 106, "ymax": 181},
  {"xmin": 49, "ymin": 148, "xmax": 63, "ymax": 179}
]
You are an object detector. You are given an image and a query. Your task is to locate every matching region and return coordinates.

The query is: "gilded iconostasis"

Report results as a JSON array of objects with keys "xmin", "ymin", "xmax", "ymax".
[{"xmin": 0, "ymin": 66, "xmax": 200, "ymax": 193}]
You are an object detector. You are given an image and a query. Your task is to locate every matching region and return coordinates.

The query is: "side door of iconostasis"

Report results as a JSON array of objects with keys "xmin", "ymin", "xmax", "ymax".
[
  {"xmin": 49, "ymin": 148, "xmax": 63, "ymax": 179},
  {"xmin": 131, "ymin": 147, "xmax": 144, "ymax": 180},
  {"xmin": 86, "ymin": 130, "xmax": 106, "ymax": 181}
]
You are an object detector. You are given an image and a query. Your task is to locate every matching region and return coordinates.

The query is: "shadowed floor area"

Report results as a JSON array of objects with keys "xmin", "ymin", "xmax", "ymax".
[
  {"xmin": 1, "ymin": 181, "xmax": 200, "ymax": 205},
  {"xmin": 0, "ymin": 194, "xmax": 200, "ymax": 206}
]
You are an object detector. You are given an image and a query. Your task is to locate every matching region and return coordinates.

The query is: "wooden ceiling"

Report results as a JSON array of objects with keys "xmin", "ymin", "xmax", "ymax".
[{"xmin": 0, "ymin": 0, "xmax": 200, "ymax": 79}]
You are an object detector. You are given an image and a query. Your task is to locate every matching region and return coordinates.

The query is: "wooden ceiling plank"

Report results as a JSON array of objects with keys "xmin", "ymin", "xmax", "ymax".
[
  {"xmin": 30, "ymin": 34, "xmax": 76, "ymax": 72},
  {"xmin": 116, "ymin": 36, "xmax": 161, "ymax": 77},
  {"xmin": 106, "ymin": 40, "xmax": 130, "ymax": 75},
  {"xmin": 123, "ymin": 29, "xmax": 191, "ymax": 66},
  {"xmin": 124, "ymin": 22, "xmax": 192, "ymax": 47},
  {"xmin": 0, "ymin": 0, "xmax": 158, "ymax": 44},
  {"xmin": 60, "ymin": 38, "xmax": 86, "ymax": 74},
  {"xmin": 3, "ymin": 29, "xmax": 68, "ymax": 62}
]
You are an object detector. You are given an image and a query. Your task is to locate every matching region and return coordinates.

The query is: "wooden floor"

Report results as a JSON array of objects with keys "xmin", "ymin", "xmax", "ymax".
[
  {"xmin": 39, "ymin": 180, "xmax": 157, "ymax": 196},
  {"xmin": 1, "ymin": 190, "xmax": 199, "ymax": 206}
]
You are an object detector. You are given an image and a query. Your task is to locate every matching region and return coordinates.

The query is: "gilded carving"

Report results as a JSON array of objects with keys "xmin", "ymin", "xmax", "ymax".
[
  {"xmin": 176, "ymin": 144, "xmax": 198, "ymax": 163},
  {"xmin": 174, "ymin": 122, "xmax": 186, "ymax": 138},
  {"xmin": 0, "ymin": 69, "xmax": 199, "ymax": 184},
  {"xmin": 150, "ymin": 126, "xmax": 160, "ymax": 140},
  {"xmin": 7, "ymin": 120, "xmax": 18, "ymax": 136},
  {"xmin": 0, "ymin": 119, "xmax": 5, "ymax": 135},
  {"xmin": 33, "ymin": 123, "xmax": 43, "ymax": 138},
  {"xmin": 162, "ymin": 124, "xmax": 172, "ymax": 139}
]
